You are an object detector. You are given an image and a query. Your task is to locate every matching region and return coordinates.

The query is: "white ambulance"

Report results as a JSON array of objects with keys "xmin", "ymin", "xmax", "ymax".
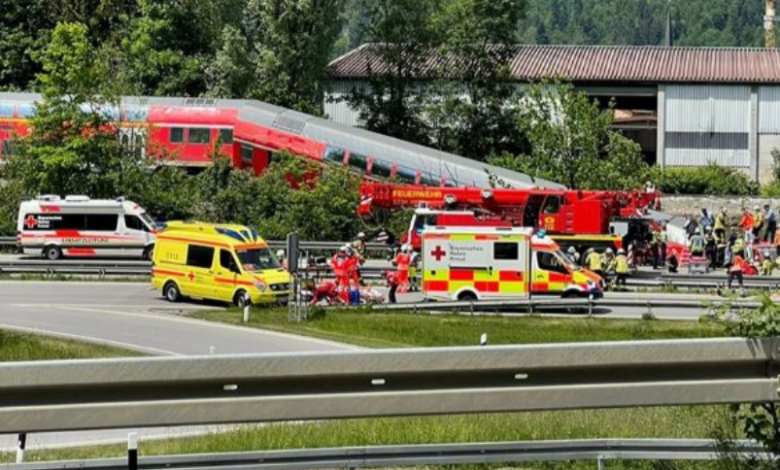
[
  {"xmin": 421, "ymin": 226, "xmax": 603, "ymax": 301},
  {"xmin": 17, "ymin": 196, "xmax": 157, "ymax": 260}
]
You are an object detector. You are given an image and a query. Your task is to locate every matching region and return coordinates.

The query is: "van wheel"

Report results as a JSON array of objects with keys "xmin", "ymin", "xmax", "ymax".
[
  {"xmin": 457, "ymin": 291, "xmax": 478, "ymax": 302},
  {"xmin": 234, "ymin": 290, "xmax": 250, "ymax": 308},
  {"xmin": 43, "ymin": 245, "xmax": 62, "ymax": 261},
  {"xmin": 164, "ymin": 282, "xmax": 181, "ymax": 303},
  {"xmin": 143, "ymin": 245, "xmax": 154, "ymax": 261},
  {"xmin": 562, "ymin": 290, "xmax": 588, "ymax": 314}
]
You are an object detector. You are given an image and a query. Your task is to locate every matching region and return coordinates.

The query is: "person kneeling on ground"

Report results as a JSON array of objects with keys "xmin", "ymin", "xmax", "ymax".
[
  {"xmin": 384, "ymin": 270, "xmax": 399, "ymax": 304},
  {"xmin": 668, "ymin": 250, "xmax": 679, "ymax": 274},
  {"xmin": 762, "ymin": 251, "xmax": 775, "ymax": 276},
  {"xmin": 310, "ymin": 280, "xmax": 345, "ymax": 306}
]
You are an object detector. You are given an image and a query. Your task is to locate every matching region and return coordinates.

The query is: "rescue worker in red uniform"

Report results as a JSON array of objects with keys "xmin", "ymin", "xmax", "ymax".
[
  {"xmin": 331, "ymin": 246, "xmax": 350, "ymax": 298},
  {"xmin": 395, "ymin": 244, "xmax": 412, "ymax": 293},
  {"xmin": 346, "ymin": 246, "xmax": 360, "ymax": 287},
  {"xmin": 309, "ymin": 281, "xmax": 344, "ymax": 306}
]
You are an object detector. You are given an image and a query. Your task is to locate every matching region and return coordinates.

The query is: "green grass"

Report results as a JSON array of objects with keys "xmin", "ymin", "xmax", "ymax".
[
  {"xmin": 9, "ymin": 408, "xmax": 727, "ymax": 470},
  {"xmin": 0, "ymin": 313, "xmax": 729, "ymax": 470},
  {"xmin": 0, "ymin": 329, "xmax": 141, "ymax": 361},
  {"xmin": 189, "ymin": 307, "xmax": 727, "ymax": 348}
]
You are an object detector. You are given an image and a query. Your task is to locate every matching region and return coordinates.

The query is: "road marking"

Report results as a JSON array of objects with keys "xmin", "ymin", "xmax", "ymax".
[
  {"xmin": 13, "ymin": 304, "xmax": 219, "ymax": 310},
  {"xmin": 0, "ymin": 323, "xmax": 181, "ymax": 356},
  {"xmin": 44, "ymin": 306, "xmax": 359, "ymax": 351}
]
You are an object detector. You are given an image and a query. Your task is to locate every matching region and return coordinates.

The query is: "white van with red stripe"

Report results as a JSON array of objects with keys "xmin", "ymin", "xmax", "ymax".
[{"xmin": 17, "ymin": 195, "xmax": 156, "ymax": 260}]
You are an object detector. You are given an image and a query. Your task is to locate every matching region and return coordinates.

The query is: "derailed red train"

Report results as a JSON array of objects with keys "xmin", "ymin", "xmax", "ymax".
[{"xmin": 0, "ymin": 93, "xmax": 561, "ymax": 190}]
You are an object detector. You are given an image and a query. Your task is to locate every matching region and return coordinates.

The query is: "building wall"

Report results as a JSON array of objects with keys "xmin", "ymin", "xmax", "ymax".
[
  {"xmin": 757, "ymin": 87, "xmax": 780, "ymax": 184},
  {"xmin": 662, "ymin": 85, "xmax": 751, "ymax": 169},
  {"xmin": 325, "ymin": 79, "xmax": 780, "ymax": 184},
  {"xmin": 323, "ymin": 80, "xmax": 367, "ymax": 127}
]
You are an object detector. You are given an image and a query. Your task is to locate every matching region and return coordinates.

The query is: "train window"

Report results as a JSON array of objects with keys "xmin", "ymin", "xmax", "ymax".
[
  {"xmin": 396, "ymin": 166, "xmax": 417, "ymax": 183},
  {"xmin": 0, "ymin": 104, "xmax": 13, "ymax": 118},
  {"xmin": 17, "ymin": 104, "xmax": 34, "ymax": 118},
  {"xmin": 170, "ymin": 128, "xmax": 184, "ymax": 143},
  {"xmin": 240, "ymin": 144, "xmax": 253, "ymax": 163},
  {"xmin": 419, "ymin": 173, "xmax": 439, "ymax": 186},
  {"xmin": 348, "ymin": 153, "xmax": 369, "ymax": 173},
  {"xmin": 371, "ymin": 160, "xmax": 393, "ymax": 178},
  {"xmin": 188, "ymin": 128, "xmax": 211, "ymax": 144},
  {"xmin": 219, "ymin": 129, "xmax": 233, "ymax": 145},
  {"xmin": 324, "ymin": 146, "xmax": 345, "ymax": 164}
]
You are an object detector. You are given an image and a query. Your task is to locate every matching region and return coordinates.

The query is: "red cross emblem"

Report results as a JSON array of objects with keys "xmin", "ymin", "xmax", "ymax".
[
  {"xmin": 187, "ymin": 272, "xmax": 195, "ymax": 281},
  {"xmin": 431, "ymin": 245, "xmax": 446, "ymax": 261},
  {"xmin": 24, "ymin": 215, "xmax": 38, "ymax": 229}
]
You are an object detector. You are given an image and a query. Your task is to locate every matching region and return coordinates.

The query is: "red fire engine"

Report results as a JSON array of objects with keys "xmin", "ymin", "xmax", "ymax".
[{"xmin": 358, "ymin": 182, "xmax": 661, "ymax": 253}]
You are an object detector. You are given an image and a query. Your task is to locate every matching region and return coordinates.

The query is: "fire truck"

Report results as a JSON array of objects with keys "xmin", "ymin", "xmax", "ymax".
[{"xmin": 358, "ymin": 182, "xmax": 661, "ymax": 254}]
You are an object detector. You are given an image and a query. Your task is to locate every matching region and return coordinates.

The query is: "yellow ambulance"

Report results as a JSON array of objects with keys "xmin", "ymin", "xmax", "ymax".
[
  {"xmin": 151, "ymin": 221, "xmax": 290, "ymax": 306},
  {"xmin": 421, "ymin": 226, "xmax": 602, "ymax": 302}
]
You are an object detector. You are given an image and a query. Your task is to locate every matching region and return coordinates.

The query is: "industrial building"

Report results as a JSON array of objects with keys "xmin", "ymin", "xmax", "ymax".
[{"xmin": 326, "ymin": 45, "xmax": 780, "ymax": 184}]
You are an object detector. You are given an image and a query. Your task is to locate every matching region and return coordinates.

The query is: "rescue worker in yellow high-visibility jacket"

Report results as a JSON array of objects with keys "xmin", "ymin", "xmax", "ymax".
[
  {"xmin": 615, "ymin": 248, "xmax": 630, "ymax": 289},
  {"xmin": 586, "ymin": 249, "xmax": 604, "ymax": 279}
]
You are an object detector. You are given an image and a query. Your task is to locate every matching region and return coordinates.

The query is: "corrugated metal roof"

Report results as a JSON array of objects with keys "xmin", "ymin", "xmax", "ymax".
[{"xmin": 329, "ymin": 44, "xmax": 780, "ymax": 84}]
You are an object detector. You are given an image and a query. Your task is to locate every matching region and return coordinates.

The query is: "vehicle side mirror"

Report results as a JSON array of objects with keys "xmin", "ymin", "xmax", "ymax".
[{"xmin": 229, "ymin": 261, "xmax": 241, "ymax": 274}]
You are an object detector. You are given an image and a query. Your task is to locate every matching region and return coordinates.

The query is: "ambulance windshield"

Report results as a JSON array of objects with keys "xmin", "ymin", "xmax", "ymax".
[
  {"xmin": 236, "ymin": 248, "xmax": 281, "ymax": 272},
  {"xmin": 139, "ymin": 212, "xmax": 155, "ymax": 228},
  {"xmin": 556, "ymin": 251, "xmax": 579, "ymax": 271}
]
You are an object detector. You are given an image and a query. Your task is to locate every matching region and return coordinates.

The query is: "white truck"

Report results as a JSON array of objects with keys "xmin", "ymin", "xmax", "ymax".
[{"xmin": 17, "ymin": 195, "xmax": 156, "ymax": 260}]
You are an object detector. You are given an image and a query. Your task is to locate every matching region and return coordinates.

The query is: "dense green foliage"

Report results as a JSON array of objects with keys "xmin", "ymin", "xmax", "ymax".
[
  {"xmin": 488, "ymin": 83, "xmax": 649, "ymax": 190},
  {"xmin": 650, "ymin": 165, "xmax": 760, "ymax": 196},
  {"xmin": 0, "ymin": 22, "xmax": 362, "ymax": 239}
]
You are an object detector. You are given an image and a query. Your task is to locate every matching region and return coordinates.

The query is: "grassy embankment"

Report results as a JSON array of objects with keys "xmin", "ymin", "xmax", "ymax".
[
  {"xmin": 0, "ymin": 329, "xmax": 140, "ymax": 361},
  {"xmin": 190, "ymin": 306, "xmax": 726, "ymax": 348}
]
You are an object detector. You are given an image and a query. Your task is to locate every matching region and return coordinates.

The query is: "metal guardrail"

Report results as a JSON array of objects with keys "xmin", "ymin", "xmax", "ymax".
[
  {"xmin": 0, "ymin": 237, "xmax": 389, "ymax": 252},
  {"xmin": 373, "ymin": 297, "xmax": 761, "ymax": 313},
  {"xmin": 8, "ymin": 439, "xmax": 770, "ymax": 470},
  {"xmin": 0, "ymin": 338, "xmax": 776, "ymax": 433}
]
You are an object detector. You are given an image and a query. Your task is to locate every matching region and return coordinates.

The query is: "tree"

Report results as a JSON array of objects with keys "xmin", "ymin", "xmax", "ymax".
[
  {"xmin": 343, "ymin": 0, "xmax": 439, "ymax": 145},
  {"xmin": 3, "ymin": 22, "xmax": 136, "ymax": 197},
  {"xmin": 207, "ymin": 25, "xmax": 255, "ymax": 98},
  {"xmin": 430, "ymin": 0, "xmax": 527, "ymax": 160},
  {"xmin": 489, "ymin": 82, "xmax": 649, "ymax": 190},
  {"xmin": 249, "ymin": 0, "xmax": 345, "ymax": 114}
]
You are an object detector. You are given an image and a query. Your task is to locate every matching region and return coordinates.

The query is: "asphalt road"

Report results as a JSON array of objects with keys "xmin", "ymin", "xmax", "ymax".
[{"xmin": 0, "ymin": 281, "xmax": 353, "ymax": 356}]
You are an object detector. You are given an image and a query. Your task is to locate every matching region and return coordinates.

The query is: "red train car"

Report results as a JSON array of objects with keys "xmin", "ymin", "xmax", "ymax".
[{"xmin": 0, "ymin": 93, "xmax": 561, "ymax": 190}]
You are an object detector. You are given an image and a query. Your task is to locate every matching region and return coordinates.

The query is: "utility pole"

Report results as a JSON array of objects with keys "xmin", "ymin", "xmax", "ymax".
[
  {"xmin": 767, "ymin": 0, "xmax": 776, "ymax": 48},
  {"xmin": 664, "ymin": 0, "xmax": 673, "ymax": 47}
]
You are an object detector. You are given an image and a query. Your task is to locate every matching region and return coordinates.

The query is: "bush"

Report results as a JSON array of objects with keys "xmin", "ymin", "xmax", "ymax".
[{"xmin": 649, "ymin": 164, "xmax": 759, "ymax": 196}]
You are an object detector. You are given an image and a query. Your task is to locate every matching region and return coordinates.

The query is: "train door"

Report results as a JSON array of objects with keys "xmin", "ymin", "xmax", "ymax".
[{"xmin": 119, "ymin": 128, "xmax": 147, "ymax": 160}]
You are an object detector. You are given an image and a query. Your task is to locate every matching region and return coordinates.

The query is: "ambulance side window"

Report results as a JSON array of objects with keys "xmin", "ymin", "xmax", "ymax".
[
  {"xmin": 494, "ymin": 243, "xmax": 519, "ymax": 260},
  {"xmin": 220, "ymin": 249, "xmax": 241, "ymax": 274},
  {"xmin": 124, "ymin": 215, "xmax": 149, "ymax": 232},
  {"xmin": 537, "ymin": 252, "xmax": 568, "ymax": 275},
  {"xmin": 186, "ymin": 245, "xmax": 214, "ymax": 269}
]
